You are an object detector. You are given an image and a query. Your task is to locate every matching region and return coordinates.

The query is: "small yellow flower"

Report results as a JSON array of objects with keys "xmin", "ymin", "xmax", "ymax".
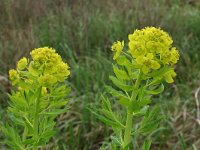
[
  {"xmin": 111, "ymin": 41, "xmax": 124, "ymax": 60},
  {"xmin": 160, "ymin": 47, "xmax": 179, "ymax": 65},
  {"xmin": 56, "ymin": 62, "xmax": 70, "ymax": 81},
  {"xmin": 128, "ymin": 41, "xmax": 146, "ymax": 58},
  {"xmin": 9, "ymin": 69, "xmax": 19, "ymax": 85},
  {"xmin": 170, "ymin": 47, "xmax": 179, "ymax": 65},
  {"xmin": 160, "ymin": 51, "xmax": 171, "ymax": 65},
  {"xmin": 41, "ymin": 87, "xmax": 47, "ymax": 95},
  {"xmin": 38, "ymin": 74, "xmax": 57, "ymax": 87},
  {"xmin": 9, "ymin": 69, "xmax": 18, "ymax": 81},
  {"xmin": 136, "ymin": 53, "xmax": 160, "ymax": 74},
  {"xmin": 17, "ymin": 57, "xmax": 28, "ymax": 70}
]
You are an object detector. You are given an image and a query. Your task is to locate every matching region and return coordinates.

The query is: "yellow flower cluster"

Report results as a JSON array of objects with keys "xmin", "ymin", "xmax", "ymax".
[
  {"xmin": 128, "ymin": 27, "xmax": 179, "ymax": 73},
  {"xmin": 30, "ymin": 47, "xmax": 70, "ymax": 84},
  {"xmin": 9, "ymin": 47, "xmax": 70, "ymax": 87},
  {"xmin": 111, "ymin": 27, "xmax": 179, "ymax": 83}
]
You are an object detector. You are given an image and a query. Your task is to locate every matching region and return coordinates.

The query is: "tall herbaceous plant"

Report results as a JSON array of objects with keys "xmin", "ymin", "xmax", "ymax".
[
  {"xmin": 1, "ymin": 47, "xmax": 70, "ymax": 149},
  {"xmin": 95, "ymin": 27, "xmax": 179, "ymax": 150}
]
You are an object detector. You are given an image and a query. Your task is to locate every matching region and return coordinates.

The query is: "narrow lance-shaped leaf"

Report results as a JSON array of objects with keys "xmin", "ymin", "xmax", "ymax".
[
  {"xmin": 145, "ymin": 84, "xmax": 164, "ymax": 95},
  {"xmin": 113, "ymin": 65, "xmax": 130, "ymax": 80},
  {"xmin": 142, "ymin": 140, "xmax": 152, "ymax": 150},
  {"xmin": 109, "ymin": 76, "xmax": 133, "ymax": 91}
]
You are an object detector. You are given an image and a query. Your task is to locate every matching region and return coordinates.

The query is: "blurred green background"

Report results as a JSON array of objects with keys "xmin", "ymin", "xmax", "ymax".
[{"xmin": 0, "ymin": 0, "xmax": 200, "ymax": 149}]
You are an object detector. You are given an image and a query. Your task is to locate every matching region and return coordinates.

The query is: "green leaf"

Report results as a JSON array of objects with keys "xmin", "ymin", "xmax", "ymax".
[
  {"xmin": 133, "ymin": 106, "xmax": 149, "ymax": 117},
  {"xmin": 39, "ymin": 130, "xmax": 56, "ymax": 144},
  {"xmin": 145, "ymin": 84, "xmax": 164, "ymax": 95},
  {"xmin": 40, "ymin": 108, "xmax": 67, "ymax": 115},
  {"xmin": 113, "ymin": 65, "xmax": 130, "ymax": 80},
  {"xmin": 8, "ymin": 93, "xmax": 29, "ymax": 109},
  {"xmin": 130, "ymin": 70, "xmax": 140, "ymax": 79},
  {"xmin": 101, "ymin": 97, "xmax": 125, "ymax": 128},
  {"xmin": 22, "ymin": 139, "xmax": 35, "ymax": 145},
  {"xmin": 88, "ymin": 108, "xmax": 123, "ymax": 128},
  {"xmin": 1, "ymin": 124, "xmax": 24, "ymax": 149},
  {"xmin": 139, "ymin": 98, "xmax": 151, "ymax": 107},
  {"xmin": 138, "ymin": 106, "xmax": 162, "ymax": 135},
  {"xmin": 111, "ymin": 136, "xmax": 122, "ymax": 146},
  {"xmin": 101, "ymin": 109, "xmax": 114, "ymax": 119},
  {"xmin": 102, "ymin": 96, "xmax": 112, "ymax": 111},
  {"xmin": 9, "ymin": 114, "xmax": 25, "ymax": 126},
  {"xmin": 24, "ymin": 118, "xmax": 34, "ymax": 133},
  {"xmin": 50, "ymin": 99, "xmax": 69, "ymax": 108},
  {"xmin": 148, "ymin": 66, "xmax": 171, "ymax": 78},
  {"xmin": 8, "ymin": 107, "xmax": 26, "ymax": 116},
  {"xmin": 109, "ymin": 76, "xmax": 133, "ymax": 91},
  {"xmin": 142, "ymin": 140, "xmax": 152, "ymax": 150},
  {"xmin": 118, "ymin": 98, "xmax": 131, "ymax": 107},
  {"xmin": 116, "ymin": 55, "xmax": 132, "ymax": 67},
  {"xmin": 129, "ymin": 101, "xmax": 140, "ymax": 113},
  {"xmin": 105, "ymin": 86, "xmax": 129, "ymax": 100}
]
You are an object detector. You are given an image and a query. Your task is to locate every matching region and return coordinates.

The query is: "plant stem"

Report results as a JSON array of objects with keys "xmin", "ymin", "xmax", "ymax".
[
  {"xmin": 33, "ymin": 87, "xmax": 42, "ymax": 149},
  {"xmin": 22, "ymin": 126, "xmax": 27, "ymax": 141},
  {"xmin": 123, "ymin": 111, "xmax": 133, "ymax": 149},
  {"xmin": 122, "ymin": 70, "xmax": 142, "ymax": 149}
]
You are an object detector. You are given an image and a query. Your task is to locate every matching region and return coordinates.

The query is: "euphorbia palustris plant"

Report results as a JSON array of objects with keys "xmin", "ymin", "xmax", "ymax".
[
  {"xmin": 93, "ymin": 27, "xmax": 179, "ymax": 150},
  {"xmin": 1, "ymin": 47, "xmax": 70, "ymax": 149}
]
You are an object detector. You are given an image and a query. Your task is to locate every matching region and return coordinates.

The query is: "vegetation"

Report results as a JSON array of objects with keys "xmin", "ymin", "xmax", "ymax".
[
  {"xmin": 92, "ymin": 27, "xmax": 179, "ymax": 150},
  {"xmin": 0, "ymin": 0, "xmax": 200, "ymax": 149},
  {"xmin": 2, "ymin": 47, "xmax": 70, "ymax": 149}
]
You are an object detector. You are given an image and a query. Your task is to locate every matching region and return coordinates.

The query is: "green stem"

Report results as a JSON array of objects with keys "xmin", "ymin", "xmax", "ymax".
[
  {"xmin": 122, "ymin": 70, "xmax": 142, "ymax": 149},
  {"xmin": 123, "ymin": 111, "xmax": 133, "ymax": 149},
  {"xmin": 22, "ymin": 126, "xmax": 27, "ymax": 141},
  {"xmin": 121, "ymin": 51, "xmax": 132, "ymax": 59},
  {"xmin": 33, "ymin": 87, "xmax": 42, "ymax": 149}
]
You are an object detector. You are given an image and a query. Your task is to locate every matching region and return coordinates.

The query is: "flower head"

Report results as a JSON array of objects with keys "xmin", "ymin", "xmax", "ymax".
[
  {"xmin": 17, "ymin": 57, "xmax": 28, "ymax": 70},
  {"xmin": 128, "ymin": 27, "xmax": 179, "ymax": 67},
  {"xmin": 9, "ymin": 47, "xmax": 70, "ymax": 87},
  {"xmin": 9, "ymin": 69, "xmax": 18, "ymax": 81},
  {"xmin": 29, "ymin": 47, "xmax": 70, "ymax": 82},
  {"xmin": 112, "ymin": 27, "xmax": 179, "ymax": 83},
  {"xmin": 9, "ymin": 69, "xmax": 19, "ymax": 85},
  {"xmin": 111, "ymin": 41, "xmax": 124, "ymax": 60},
  {"xmin": 128, "ymin": 27, "xmax": 179, "ymax": 80}
]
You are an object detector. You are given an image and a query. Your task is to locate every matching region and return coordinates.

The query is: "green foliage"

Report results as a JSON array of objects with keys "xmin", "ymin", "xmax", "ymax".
[
  {"xmin": 1, "ymin": 48, "xmax": 70, "ymax": 149},
  {"xmin": 0, "ymin": 0, "xmax": 200, "ymax": 149},
  {"xmin": 92, "ymin": 27, "xmax": 179, "ymax": 150},
  {"xmin": 138, "ymin": 106, "xmax": 162, "ymax": 135},
  {"xmin": 142, "ymin": 140, "xmax": 151, "ymax": 150}
]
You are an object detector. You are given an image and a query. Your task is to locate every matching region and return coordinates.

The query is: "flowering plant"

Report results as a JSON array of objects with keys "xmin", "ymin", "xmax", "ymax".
[
  {"xmin": 1, "ymin": 47, "xmax": 70, "ymax": 149},
  {"xmin": 93, "ymin": 27, "xmax": 179, "ymax": 150}
]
